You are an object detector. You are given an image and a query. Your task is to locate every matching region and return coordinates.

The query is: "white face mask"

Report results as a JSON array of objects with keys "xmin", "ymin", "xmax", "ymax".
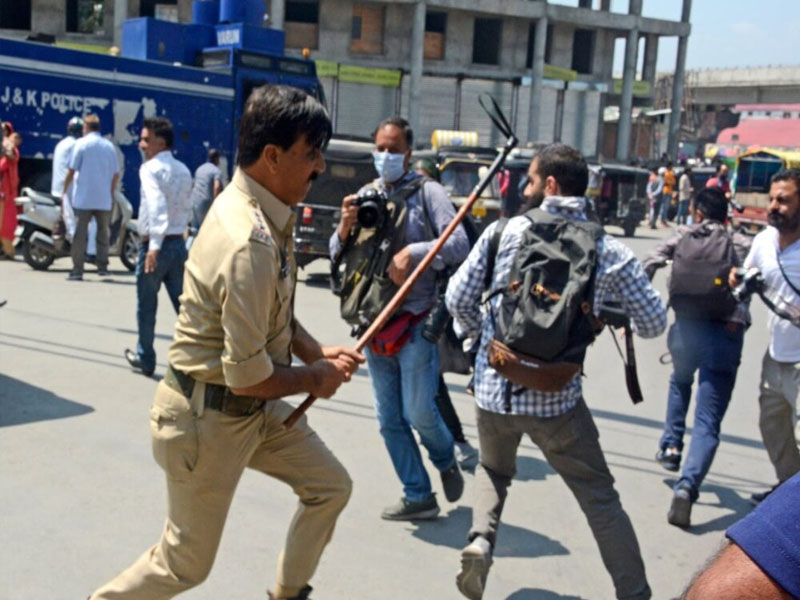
[{"xmin": 372, "ymin": 151, "xmax": 406, "ymax": 183}]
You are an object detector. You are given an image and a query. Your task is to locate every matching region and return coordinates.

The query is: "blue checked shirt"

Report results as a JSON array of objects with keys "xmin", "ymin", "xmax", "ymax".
[{"xmin": 445, "ymin": 196, "xmax": 667, "ymax": 417}]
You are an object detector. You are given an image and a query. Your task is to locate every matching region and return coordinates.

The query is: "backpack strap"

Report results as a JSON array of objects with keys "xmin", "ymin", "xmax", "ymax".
[{"xmin": 484, "ymin": 217, "xmax": 509, "ymax": 289}]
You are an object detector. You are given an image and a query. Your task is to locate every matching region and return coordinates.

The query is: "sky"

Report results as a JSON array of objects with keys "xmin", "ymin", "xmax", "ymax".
[{"xmin": 551, "ymin": 0, "xmax": 800, "ymax": 74}]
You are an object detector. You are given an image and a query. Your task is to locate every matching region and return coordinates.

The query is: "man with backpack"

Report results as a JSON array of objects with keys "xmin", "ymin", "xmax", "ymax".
[
  {"xmin": 330, "ymin": 116, "xmax": 470, "ymax": 520},
  {"xmin": 643, "ymin": 186, "xmax": 752, "ymax": 528},
  {"xmin": 445, "ymin": 144, "xmax": 666, "ymax": 600}
]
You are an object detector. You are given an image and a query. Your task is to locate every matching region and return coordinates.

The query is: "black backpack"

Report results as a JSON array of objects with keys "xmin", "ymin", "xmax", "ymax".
[
  {"xmin": 668, "ymin": 223, "xmax": 738, "ymax": 321},
  {"xmin": 489, "ymin": 208, "xmax": 604, "ymax": 365}
]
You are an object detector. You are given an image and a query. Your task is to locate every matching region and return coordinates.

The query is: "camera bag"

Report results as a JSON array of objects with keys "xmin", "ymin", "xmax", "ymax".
[
  {"xmin": 668, "ymin": 222, "xmax": 738, "ymax": 321},
  {"xmin": 486, "ymin": 208, "xmax": 603, "ymax": 393},
  {"xmin": 333, "ymin": 178, "xmax": 425, "ymax": 333}
]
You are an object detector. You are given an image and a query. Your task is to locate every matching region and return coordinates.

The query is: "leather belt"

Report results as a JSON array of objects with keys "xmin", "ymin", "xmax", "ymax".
[{"xmin": 165, "ymin": 364, "xmax": 266, "ymax": 417}]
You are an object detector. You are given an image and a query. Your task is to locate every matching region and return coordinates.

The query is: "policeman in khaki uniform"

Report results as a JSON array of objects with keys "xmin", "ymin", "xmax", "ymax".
[{"xmin": 90, "ymin": 86, "xmax": 364, "ymax": 600}]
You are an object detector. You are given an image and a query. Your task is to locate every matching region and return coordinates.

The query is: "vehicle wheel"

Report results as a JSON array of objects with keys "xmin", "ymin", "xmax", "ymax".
[
  {"xmin": 121, "ymin": 229, "xmax": 140, "ymax": 272},
  {"xmin": 622, "ymin": 221, "xmax": 636, "ymax": 237},
  {"xmin": 22, "ymin": 237, "xmax": 55, "ymax": 270}
]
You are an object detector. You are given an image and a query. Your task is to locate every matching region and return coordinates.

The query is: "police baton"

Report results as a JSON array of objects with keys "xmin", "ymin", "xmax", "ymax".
[{"xmin": 283, "ymin": 95, "xmax": 518, "ymax": 429}]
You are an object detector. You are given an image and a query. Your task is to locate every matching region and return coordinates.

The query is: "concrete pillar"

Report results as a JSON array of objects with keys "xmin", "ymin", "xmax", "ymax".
[
  {"xmin": 270, "ymin": 0, "xmax": 285, "ymax": 29},
  {"xmin": 667, "ymin": 0, "xmax": 692, "ymax": 160},
  {"xmin": 527, "ymin": 10, "xmax": 548, "ymax": 142},
  {"xmin": 615, "ymin": 0, "xmax": 642, "ymax": 162},
  {"xmin": 114, "ymin": 0, "xmax": 128, "ymax": 46},
  {"xmin": 600, "ymin": 0, "xmax": 611, "ymax": 10},
  {"xmin": 407, "ymin": 1, "xmax": 426, "ymax": 144},
  {"xmin": 642, "ymin": 33, "xmax": 658, "ymax": 87}
]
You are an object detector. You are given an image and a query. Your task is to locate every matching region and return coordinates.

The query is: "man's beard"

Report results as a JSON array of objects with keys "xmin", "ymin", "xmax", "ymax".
[
  {"xmin": 523, "ymin": 189, "xmax": 545, "ymax": 210},
  {"xmin": 768, "ymin": 209, "xmax": 800, "ymax": 232}
]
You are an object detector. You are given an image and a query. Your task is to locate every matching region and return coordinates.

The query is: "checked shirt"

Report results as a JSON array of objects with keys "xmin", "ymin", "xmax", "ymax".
[{"xmin": 445, "ymin": 196, "xmax": 667, "ymax": 418}]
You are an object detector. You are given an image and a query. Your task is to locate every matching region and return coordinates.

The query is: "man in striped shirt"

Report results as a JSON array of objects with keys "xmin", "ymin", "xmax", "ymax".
[{"xmin": 446, "ymin": 144, "xmax": 666, "ymax": 600}]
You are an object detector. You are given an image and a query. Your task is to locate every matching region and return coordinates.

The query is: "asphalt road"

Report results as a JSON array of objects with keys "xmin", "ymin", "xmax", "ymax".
[{"xmin": 0, "ymin": 223, "xmax": 776, "ymax": 600}]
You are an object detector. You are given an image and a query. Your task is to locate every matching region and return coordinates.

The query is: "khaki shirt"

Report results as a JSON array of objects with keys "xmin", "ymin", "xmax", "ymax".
[{"xmin": 169, "ymin": 168, "xmax": 297, "ymax": 388}]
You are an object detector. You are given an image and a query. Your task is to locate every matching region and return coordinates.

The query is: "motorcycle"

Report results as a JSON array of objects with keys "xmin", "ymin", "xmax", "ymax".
[{"xmin": 14, "ymin": 187, "xmax": 140, "ymax": 272}]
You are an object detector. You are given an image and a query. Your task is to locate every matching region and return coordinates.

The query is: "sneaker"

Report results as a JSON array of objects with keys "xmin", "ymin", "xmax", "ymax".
[
  {"xmin": 441, "ymin": 461, "xmax": 464, "ymax": 502},
  {"xmin": 97, "ymin": 269, "xmax": 111, "ymax": 276},
  {"xmin": 667, "ymin": 485, "xmax": 692, "ymax": 528},
  {"xmin": 267, "ymin": 584, "xmax": 313, "ymax": 600},
  {"xmin": 455, "ymin": 441, "xmax": 479, "ymax": 471},
  {"xmin": 66, "ymin": 272, "xmax": 83, "ymax": 281},
  {"xmin": 656, "ymin": 447, "xmax": 682, "ymax": 472},
  {"xmin": 124, "ymin": 348, "xmax": 155, "ymax": 377},
  {"xmin": 381, "ymin": 495, "xmax": 440, "ymax": 521},
  {"xmin": 750, "ymin": 483, "xmax": 780, "ymax": 506},
  {"xmin": 456, "ymin": 536, "xmax": 493, "ymax": 600}
]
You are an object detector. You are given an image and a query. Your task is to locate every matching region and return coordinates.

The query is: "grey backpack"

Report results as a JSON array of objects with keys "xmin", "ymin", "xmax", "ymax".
[{"xmin": 490, "ymin": 208, "xmax": 604, "ymax": 365}]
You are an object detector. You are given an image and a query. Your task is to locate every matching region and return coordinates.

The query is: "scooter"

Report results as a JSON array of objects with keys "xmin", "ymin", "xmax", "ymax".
[{"xmin": 14, "ymin": 187, "xmax": 140, "ymax": 272}]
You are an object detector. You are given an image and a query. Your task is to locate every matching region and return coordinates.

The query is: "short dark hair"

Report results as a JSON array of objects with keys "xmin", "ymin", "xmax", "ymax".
[
  {"xmin": 694, "ymin": 186, "xmax": 728, "ymax": 222},
  {"xmin": 84, "ymin": 114, "xmax": 101, "ymax": 132},
  {"xmin": 771, "ymin": 168, "xmax": 800, "ymax": 193},
  {"xmin": 534, "ymin": 143, "xmax": 588, "ymax": 197},
  {"xmin": 373, "ymin": 116, "xmax": 413, "ymax": 149},
  {"xmin": 142, "ymin": 116, "xmax": 174, "ymax": 148},
  {"xmin": 208, "ymin": 148, "xmax": 220, "ymax": 162},
  {"xmin": 237, "ymin": 85, "xmax": 331, "ymax": 168}
]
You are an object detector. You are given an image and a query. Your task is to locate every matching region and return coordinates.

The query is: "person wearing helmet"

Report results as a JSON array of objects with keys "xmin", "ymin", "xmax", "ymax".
[{"xmin": 52, "ymin": 116, "xmax": 85, "ymax": 242}]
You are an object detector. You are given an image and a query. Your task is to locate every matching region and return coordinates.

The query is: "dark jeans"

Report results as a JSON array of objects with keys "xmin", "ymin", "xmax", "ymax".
[
  {"xmin": 135, "ymin": 237, "xmax": 187, "ymax": 372},
  {"xmin": 659, "ymin": 318, "xmax": 744, "ymax": 499}
]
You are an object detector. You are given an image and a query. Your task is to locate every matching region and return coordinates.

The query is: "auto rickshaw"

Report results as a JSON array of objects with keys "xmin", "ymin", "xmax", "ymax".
[
  {"xmin": 733, "ymin": 148, "xmax": 800, "ymax": 233},
  {"xmin": 587, "ymin": 163, "xmax": 650, "ymax": 237}
]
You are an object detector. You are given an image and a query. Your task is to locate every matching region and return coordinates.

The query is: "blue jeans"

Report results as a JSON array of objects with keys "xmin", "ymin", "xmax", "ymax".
[
  {"xmin": 676, "ymin": 199, "xmax": 690, "ymax": 224},
  {"xmin": 365, "ymin": 322, "xmax": 455, "ymax": 502},
  {"xmin": 135, "ymin": 237, "xmax": 187, "ymax": 371},
  {"xmin": 659, "ymin": 318, "xmax": 744, "ymax": 500}
]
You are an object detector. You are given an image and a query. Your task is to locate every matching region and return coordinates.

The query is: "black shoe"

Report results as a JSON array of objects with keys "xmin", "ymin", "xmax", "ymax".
[
  {"xmin": 441, "ymin": 461, "xmax": 464, "ymax": 502},
  {"xmin": 456, "ymin": 536, "xmax": 493, "ymax": 600},
  {"xmin": 656, "ymin": 448, "xmax": 682, "ymax": 472},
  {"xmin": 381, "ymin": 495, "xmax": 440, "ymax": 521},
  {"xmin": 97, "ymin": 269, "xmax": 111, "ymax": 276},
  {"xmin": 85, "ymin": 253, "xmax": 96, "ymax": 264},
  {"xmin": 668, "ymin": 485, "xmax": 692, "ymax": 528},
  {"xmin": 66, "ymin": 272, "xmax": 83, "ymax": 281},
  {"xmin": 267, "ymin": 585, "xmax": 313, "ymax": 600},
  {"xmin": 750, "ymin": 483, "xmax": 780, "ymax": 506},
  {"xmin": 124, "ymin": 348, "xmax": 154, "ymax": 377}
]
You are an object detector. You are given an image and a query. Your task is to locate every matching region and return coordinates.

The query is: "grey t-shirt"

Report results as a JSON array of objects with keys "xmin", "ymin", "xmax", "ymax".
[{"xmin": 190, "ymin": 161, "xmax": 223, "ymax": 227}]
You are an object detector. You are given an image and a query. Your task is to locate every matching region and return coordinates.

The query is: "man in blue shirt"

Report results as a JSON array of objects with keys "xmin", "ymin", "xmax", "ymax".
[
  {"xmin": 330, "ymin": 117, "xmax": 470, "ymax": 521},
  {"xmin": 446, "ymin": 144, "xmax": 666, "ymax": 600},
  {"xmin": 62, "ymin": 114, "xmax": 120, "ymax": 280}
]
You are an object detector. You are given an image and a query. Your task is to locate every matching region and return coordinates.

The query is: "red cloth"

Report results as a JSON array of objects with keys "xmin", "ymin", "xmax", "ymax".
[{"xmin": 0, "ymin": 147, "xmax": 20, "ymax": 239}]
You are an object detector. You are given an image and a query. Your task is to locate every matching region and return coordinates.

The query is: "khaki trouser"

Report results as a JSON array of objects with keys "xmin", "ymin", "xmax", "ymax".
[
  {"xmin": 758, "ymin": 350, "xmax": 800, "ymax": 482},
  {"xmin": 471, "ymin": 399, "xmax": 651, "ymax": 600},
  {"xmin": 72, "ymin": 209, "xmax": 110, "ymax": 274},
  {"xmin": 91, "ymin": 380, "xmax": 352, "ymax": 599}
]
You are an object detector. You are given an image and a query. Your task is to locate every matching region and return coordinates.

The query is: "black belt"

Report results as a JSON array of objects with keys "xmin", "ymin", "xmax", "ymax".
[
  {"xmin": 141, "ymin": 234, "xmax": 184, "ymax": 244},
  {"xmin": 165, "ymin": 364, "xmax": 266, "ymax": 417}
]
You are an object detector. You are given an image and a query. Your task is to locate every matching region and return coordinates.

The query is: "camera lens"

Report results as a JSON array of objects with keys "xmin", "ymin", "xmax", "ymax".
[{"xmin": 357, "ymin": 201, "xmax": 381, "ymax": 228}]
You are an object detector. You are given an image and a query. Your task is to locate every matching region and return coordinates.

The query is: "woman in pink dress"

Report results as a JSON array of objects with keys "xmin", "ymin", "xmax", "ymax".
[{"xmin": 0, "ymin": 121, "xmax": 21, "ymax": 259}]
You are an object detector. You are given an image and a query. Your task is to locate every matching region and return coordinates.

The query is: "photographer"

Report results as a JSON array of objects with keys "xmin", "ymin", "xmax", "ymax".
[
  {"xmin": 330, "ymin": 117, "xmax": 469, "ymax": 521},
  {"xmin": 642, "ymin": 186, "xmax": 752, "ymax": 528},
  {"xmin": 737, "ymin": 169, "xmax": 800, "ymax": 504}
]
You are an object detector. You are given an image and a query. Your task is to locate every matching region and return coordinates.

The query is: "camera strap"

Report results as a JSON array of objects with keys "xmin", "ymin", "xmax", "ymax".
[
  {"xmin": 609, "ymin": 326, "xmax": 644, "ymax": 404},
  {"xmin": 777, "ymin": 253, "xmax": 800, "ymax": 299}
]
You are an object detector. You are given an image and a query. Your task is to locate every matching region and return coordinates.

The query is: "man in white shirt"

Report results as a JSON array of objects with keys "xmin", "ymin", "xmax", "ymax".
[
  {"xmin": 124, "ymin": 116, "xmax": 192, "ymax": 377},
  {"xmin": 62, "ymin": 114, "xmax": 120, "ymax": 280},
  {"xmin": 739, "ymin": 169, "xmax": 800, "ymax": 504}
]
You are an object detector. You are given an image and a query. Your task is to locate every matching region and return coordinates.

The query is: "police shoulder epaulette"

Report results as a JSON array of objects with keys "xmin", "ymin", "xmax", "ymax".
[{"xmin": 249, "ymin": 206, "xmax": 272, "ymax": 246}]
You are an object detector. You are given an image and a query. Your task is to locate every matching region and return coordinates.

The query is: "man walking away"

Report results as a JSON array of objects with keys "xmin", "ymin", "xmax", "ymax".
[
  {"xmin": 647, "ymin": 167, "xmax": 663, "ymax": 229},
  {"xmin": 643, "ymin": 186, "xmax": 751, "ymax": 528},
  {"xmin": 676, "ymin": 165, "xmax": 693, "ymax": 225},
  {"xmin": 51, "ymin": 117, "xmax": 83, "ymax": 241},
  {"xmin": 191, "ymin": 148, "xmax": 224, "ymax": 229},
  {"xmin": 446, "ymin": 143, "xmax": 666, "ymax": 600},
  {"xmin": 62, "ymin": 114, "xmax": 120, "ymax": 280},
  {"xmin": 124, "ymin": 117, "xmax": 192, "ymax": 378},
  {"xmin": 740, "ymin": 169, "xmax": 800, "ymax": 504},
  {"xmin": 91, "ymin": 85, "xmax": 362, "ymax": 600}
]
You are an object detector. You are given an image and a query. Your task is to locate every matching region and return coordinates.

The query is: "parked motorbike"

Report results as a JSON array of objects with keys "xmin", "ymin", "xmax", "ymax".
[{"xmin": 14, "ymin": 187, "xmax": 140, "ymax": 271}]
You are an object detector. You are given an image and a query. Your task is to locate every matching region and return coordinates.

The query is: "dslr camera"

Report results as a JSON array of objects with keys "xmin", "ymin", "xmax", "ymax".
[
  {"xmin": 731, "ymin": 267, "xmax": 766, "ymax": 303},
  {"xmin": 354, "ymin": 188, "xmax": 389, "ymax": 229}
]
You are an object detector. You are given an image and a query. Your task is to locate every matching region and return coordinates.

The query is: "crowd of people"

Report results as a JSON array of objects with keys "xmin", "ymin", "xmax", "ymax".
[{"xmin": 2, "ymin": 85, "xmax": 799, "ymax": 600}]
